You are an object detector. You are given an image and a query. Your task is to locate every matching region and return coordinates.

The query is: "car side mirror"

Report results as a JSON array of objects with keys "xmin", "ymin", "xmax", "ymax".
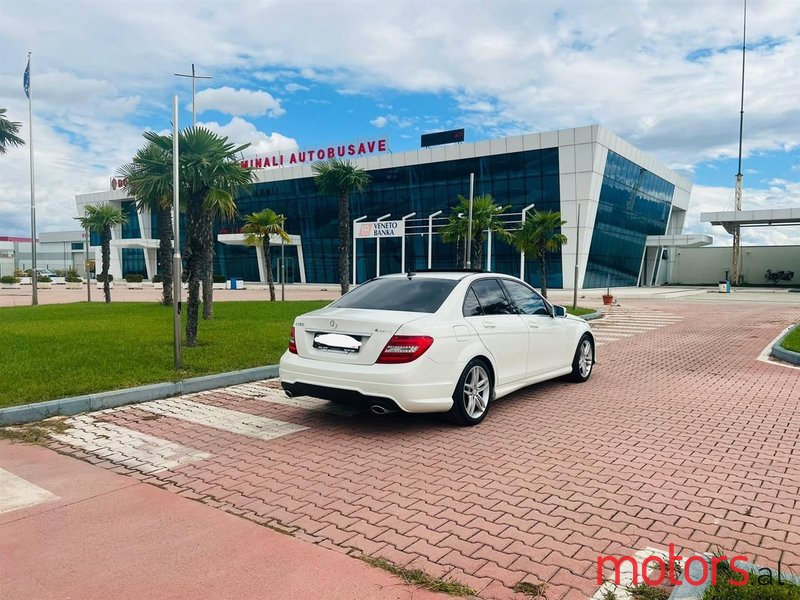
[{"xmin": 552, "ymin": 305, "xmax": 567, "ymax": 318}]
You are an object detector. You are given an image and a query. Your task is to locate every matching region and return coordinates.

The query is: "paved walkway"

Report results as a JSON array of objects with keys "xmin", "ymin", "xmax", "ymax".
[
  {"xmin": 0, "ymin": 441, "xmax": 449, "ymax": 600},
  {"xmin": 4, "ymin": 299, "xmax": 797, "ymax": 599}
]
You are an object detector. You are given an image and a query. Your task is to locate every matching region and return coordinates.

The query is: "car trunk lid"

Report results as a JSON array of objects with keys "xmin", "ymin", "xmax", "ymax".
[{"xmin": 294, "ymin": 308, "xmax": 426, "ymax": 365}]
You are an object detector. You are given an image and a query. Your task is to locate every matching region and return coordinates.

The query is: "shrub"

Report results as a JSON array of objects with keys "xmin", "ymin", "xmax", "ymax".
[
  {"xmin": 65, "ymin": 273, "xmax": 82, "ymax": 283},
  {"xmin": 152, "ymin": 274, "xmax": 163, "ymax": 283},
  {"xmin": 13, "ymin": 269, "xmax": 25, "ymax": 278},
  {"xmin": 1, "ymin": 275, "xmax": 20, "ymax": 284},
  {"xmin": 96, "ymin": 274, "xmax": 114, "ymax": 283},
  {"xmin": 125, "ymin": 274, "xmax": 144, "ymax": 283},
  {"xmin": 53, "ymin": 269, "xmax": 68, "ymax": 277},
  {"xmin": 213, "ymin": 274, "xmax": 227, "ymax": 283},
  {"xmin": 37, "ymin": 276, "xmax": 52, "ymax": 283}
]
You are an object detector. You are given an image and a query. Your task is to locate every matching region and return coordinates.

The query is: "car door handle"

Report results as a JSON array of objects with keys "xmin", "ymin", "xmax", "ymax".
[
  {"xmin": 528, "ymin": 323, "xmax": 539, "ymax": 329},
  {"xmin": 480, "ymin": 322, "xmax": 497, "ymax": 329}
]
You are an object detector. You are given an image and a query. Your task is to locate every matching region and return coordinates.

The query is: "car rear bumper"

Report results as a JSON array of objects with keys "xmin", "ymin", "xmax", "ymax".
[{"xmin": 279, "ymin": 351, "xmax": 455, "ymax": 414}]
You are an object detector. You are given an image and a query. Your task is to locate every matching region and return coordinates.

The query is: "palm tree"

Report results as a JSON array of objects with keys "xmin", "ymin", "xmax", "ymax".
[
  {"xmin": 76, "ymin": 204, "xmax": 127, "ymax": 303},
  {"xmin": 312, "ymin": 159, "xmax": 370, "ymax": 295},
  {"xmin": 512, "ymin": 209, "xmax": 567, "ymax": 299},
  {"xmin": 118, "ymin": 142, "xmax": 174, "ymax": 306},
  {"xmin": 441, "ymin": 194, "xmax": 511, "ymax": 269},
  {"xmin": 243, "ymin": 209, "xmax": 291, "ymax": 301},
  {"xmin": 439, "ymin": 212, "xmax": 469, "ymax": 268},
  {"xmin": 0, "ymin": 108, "xmax": 24, "ymax": 155},
  {"xmin": 141, "ymin": 127, "xmax": 252, "ymax": 346}
]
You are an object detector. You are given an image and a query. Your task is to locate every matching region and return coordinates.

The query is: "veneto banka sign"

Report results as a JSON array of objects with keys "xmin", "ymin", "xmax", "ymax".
[{"xmin": 240, "ymin": 138, "xmax": 388, "ymax": 170}]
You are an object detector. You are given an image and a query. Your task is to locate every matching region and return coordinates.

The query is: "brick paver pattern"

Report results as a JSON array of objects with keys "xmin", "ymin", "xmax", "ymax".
[{"xmin": 47, "ymin": 302, "xmax": 800, "ymax": 600}]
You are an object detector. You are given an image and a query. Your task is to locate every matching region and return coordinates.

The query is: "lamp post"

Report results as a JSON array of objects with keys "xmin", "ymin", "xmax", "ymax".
[
  {"xmin": 280, "ymin": 214, "xmax": 286, "ymax": 301},
  {"xmin": 400, "ymin": 212, "xmax": 415, "ymax": 273},
  {"xmin": 427, "ymin": 210, "xmax": 442, "ymax": 269},
  {"xmin": 174, "ymin": 64, "xmax": 212, "ymax": 127},
  {"xmin": 466, "ymin": 173, "xmax": 474, "ymax": 269},
  {"xmin": 375, "ymin": 213, "xmax": 391, "ymax": 277},
  {"xmin": 171, "ymin": 95, "xmax": 182, "ymax": 370},
  {"xmin": 486, "ymin": 205, "xmax": 504, "ymax": 272},
  {"xmin": 519, "ymin": 202, "xmax": 536, "ymax": 281},
  {"xmin": 84, "ymin": 226, "xmax": 91, "ymax": 302},
  {"xmin": 572, "ymin": 203, "xmax": 581, "ymax": 310},
  {"xmin": 352, "ymin": 215, "xmax": 367, "ymax": 286}
]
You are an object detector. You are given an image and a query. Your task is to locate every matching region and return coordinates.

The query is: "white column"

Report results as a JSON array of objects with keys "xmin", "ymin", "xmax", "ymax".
[
  {"xmin": 352, "ymin": 215, "xmax": 367, "ymax": 286},
  {"xmin": 519, "ymin": 203, "xmax": 536, "ymax": 281},
  {"xmin": 375, "ymin": 213, "xmax": 391, "ymax": 277},
  {"xmin": 400, "ymin": 212, "xmax": 415, "ymax": 273},
  {"xmin": 427, "ymin": 210, "xmax": 442, "ymax": 269}
]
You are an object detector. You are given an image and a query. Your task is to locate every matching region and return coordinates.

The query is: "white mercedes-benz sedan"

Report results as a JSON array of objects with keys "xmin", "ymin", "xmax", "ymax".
[{"xmin": 279, "ymin": 271, "xmax": 595, "ymax": 426}]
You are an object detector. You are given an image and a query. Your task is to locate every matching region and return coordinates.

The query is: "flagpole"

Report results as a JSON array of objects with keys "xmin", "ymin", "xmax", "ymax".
[{"xmin": 26, "ymin": 52, "xmax": 38, "ymax": 306}]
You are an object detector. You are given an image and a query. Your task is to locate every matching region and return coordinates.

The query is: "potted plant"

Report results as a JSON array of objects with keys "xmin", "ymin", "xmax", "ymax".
[
  {"xmin": 125, "ymin": 273, "xmax": 143, "ymax": 289},
  {"xmin": 212, "ymin": 274, "xmax": 226, "ymax": 290},
  {"xmin": 1, "ymin": 275, "xmax": 21, "ymax": 289},
  {"xmin": 37, "ymin": 275, "xmax": 53, "ymax": 289},
  {"xmin": 96, "ymin": 273, "xmax": 114, "ymax": 289},
  {"xmin": 602, "ymin": 274, "xmax": 614, "ymax": 305},
  {"xmin": 65, "ymin": 272, "xmax": 83, "ymax": 289}
]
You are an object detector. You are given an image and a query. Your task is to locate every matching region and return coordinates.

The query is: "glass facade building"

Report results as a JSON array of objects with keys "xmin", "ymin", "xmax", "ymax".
[{"xmin": 75, "ymin": 125, "xmax": 694, "ymax": 289}]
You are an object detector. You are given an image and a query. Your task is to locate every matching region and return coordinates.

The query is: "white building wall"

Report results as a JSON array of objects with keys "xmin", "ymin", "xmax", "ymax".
[{"xmin": 672, "ymin": 245, "xmax": 800, "ymax": 285}]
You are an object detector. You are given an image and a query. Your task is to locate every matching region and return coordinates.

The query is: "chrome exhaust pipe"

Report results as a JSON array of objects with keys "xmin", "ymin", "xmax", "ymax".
[
  {"xmin": 284, "ymin": 389, "xmax": 293, "ymax": 398},
  {"xmin": 370, "ymin": 404, "xmax": 396, "ymax": 415}
]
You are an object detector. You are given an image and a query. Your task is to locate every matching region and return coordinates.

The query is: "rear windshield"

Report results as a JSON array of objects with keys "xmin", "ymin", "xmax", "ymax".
[{"xmin": 331, "ymin": 278, "xmax": 458, "ymax": 313}]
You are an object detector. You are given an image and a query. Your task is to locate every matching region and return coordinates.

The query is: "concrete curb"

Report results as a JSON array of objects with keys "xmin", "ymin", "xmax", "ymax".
[
  {"xmin": 0, "ymin": 365, "xmax": 279, "ymax": 426},
  {"xmin": 580, "ymin": 310, "xmax": 603, "ymax": 321},
  {"xmin": 771, "ymin": 325, "xmax": 800, "ymax": 366}
]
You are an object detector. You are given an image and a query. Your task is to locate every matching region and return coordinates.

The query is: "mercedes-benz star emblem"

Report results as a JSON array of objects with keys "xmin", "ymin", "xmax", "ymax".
[{"xmin": 329, "ymin": 320, "xmax": 337, "ymax": 329}]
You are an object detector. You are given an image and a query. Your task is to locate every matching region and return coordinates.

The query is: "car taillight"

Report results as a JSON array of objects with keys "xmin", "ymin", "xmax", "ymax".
[
  {"xmin": 376, "ymin": 335, "xmax": 434, "ymax": 364},
  {"xmin": 288, "ymin": 326, "xmax": 298, "ymax": 354}
]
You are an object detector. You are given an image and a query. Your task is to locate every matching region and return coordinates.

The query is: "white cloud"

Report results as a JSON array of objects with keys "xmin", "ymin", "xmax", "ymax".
[
  {"xmin": 200, "ymin": 117, "xmax": 298, "ymax": 156},
  {"xmin": 192, "ymin": 87, "xmax": 285, "ymax": 117},
  {"xmin": 285, "ymin": 83, "xmax": 309, "ymax": 93},
  {"xmin": 370, "ymin": 114, "xmax": 414, "ymax": 129}
]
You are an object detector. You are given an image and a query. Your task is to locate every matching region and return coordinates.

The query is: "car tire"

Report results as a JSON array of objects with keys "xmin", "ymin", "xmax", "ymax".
[
  {"xmin": 569, "ymin": 334, "xmax": 594, "ymax": 382},
  {"xmin": 448, "ymin": 358, "xmax": 493, "ymax": 426}
]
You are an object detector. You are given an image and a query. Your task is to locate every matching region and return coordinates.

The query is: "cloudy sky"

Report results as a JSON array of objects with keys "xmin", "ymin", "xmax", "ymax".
[{"xmin": 1, "ymin": 0, "xmax": 799, "ymax": 245}]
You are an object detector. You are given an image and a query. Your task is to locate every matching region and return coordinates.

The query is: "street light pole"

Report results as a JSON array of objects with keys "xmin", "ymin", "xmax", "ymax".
[
  {"xmin": 280, "ymin": 214, "xmax": 286, "ymax": 301},
  {"xmin": 375, "ymin": 213, "xmax": 391, "ymax": 277},
  {"xmin": 466, "ymin": 173, "xmax": 474, "ymax": 269},
  {"xmin": 400, "ymin": 212, "xmax": 415, "ymax": 273},
  {"xmin": 84, "ymin": 226, "xmax": 91, "ymax": 302},
  {"xmin": 171, "ymin": 95, "xmax": 182, "ymax": 370},
  {"xmin": 427, "ymin": 210, "xmax": 442, "ymax": 269},
  {"xmin": 174, "ymin": 63, "xmax": 212, "ymax": 127},
  {"xmin": 352, "ymin": 215, "xmax": 367, "ymax": 287},
  {"xmin": 519, "ymin": 203, "xmax": 536, "ymax": 281},
  {"xmin": 573, "ymin": 203, "xmax": 581, "ymax": 310}
]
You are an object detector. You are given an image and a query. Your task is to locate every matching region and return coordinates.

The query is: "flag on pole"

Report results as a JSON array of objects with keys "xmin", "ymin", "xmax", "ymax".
[{"xmin": 24, "ymin": 57, "xmax": 30, "ymax": 99}]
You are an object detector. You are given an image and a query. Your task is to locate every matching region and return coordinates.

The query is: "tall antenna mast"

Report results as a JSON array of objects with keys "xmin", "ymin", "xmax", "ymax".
[{"xmin": 731, "ymin": 0, "xmax": 747, "ymax": 286}]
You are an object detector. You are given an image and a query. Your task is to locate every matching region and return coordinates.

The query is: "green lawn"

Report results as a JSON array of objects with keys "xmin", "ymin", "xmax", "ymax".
[
  {"xmin": 780, "ymin": 324, "xmax": 800, "ymax": 353},
  {"xmin": 0, "ymin": 301, "xmax": 327, "ymax": 408},
  {"xmin": 1, "ymin": 300, "xmax": 596, "ymax": 408}
]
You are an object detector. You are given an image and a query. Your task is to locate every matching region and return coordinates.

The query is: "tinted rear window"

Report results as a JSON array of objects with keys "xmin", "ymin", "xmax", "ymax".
[{"xmin": 331, "ymin": 278, "xmax": 458, "ymax": 313}]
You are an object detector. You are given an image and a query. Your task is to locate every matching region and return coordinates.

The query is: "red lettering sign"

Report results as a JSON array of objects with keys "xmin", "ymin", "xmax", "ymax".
[{"xmin": 239, "ymin": 138, "xmax": 389, "ymax": 170}]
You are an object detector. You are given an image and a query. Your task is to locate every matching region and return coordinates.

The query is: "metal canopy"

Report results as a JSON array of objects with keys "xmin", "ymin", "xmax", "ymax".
[{"xmin": 701, "ymin": 207, "xmax": 800, "ymax": 234}]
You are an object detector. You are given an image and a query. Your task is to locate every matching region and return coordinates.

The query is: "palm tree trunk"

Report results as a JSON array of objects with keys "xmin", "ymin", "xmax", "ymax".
[
  {"xmin": 474, "ymin": 234, "xmax": 483, "ymax": 271},
  {"xmin": 339, "ymin": 192, "xmax": 350, "ymax": 295},
  {"xmin": 101, "ymin": 227, "xmax": 111, "ymax": 303},
  {"xmin": 202, "ymin": 227, "xmax": 214, "ymax": 320},
  {"xmin": 157, "ymin": 204, "xmax": 173, "ymax": 306},
  {"xmin": 185, "ymin": 203, "xmax": 204, "ymax": 346},
  {"xmin": 264, "ymin": 242, "xmax": 275, "ymax": 301},
  {"xmin": 540, "ymin": 256, "xmax": 548, "ymax": 299}
]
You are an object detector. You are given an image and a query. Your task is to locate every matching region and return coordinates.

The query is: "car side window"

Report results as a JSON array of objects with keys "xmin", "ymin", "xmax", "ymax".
[
  {"xmin": 462, "ymin": 288, "xmax": 483, "ymax": 317},
  {"xmin": 501, "ymin": 280, "xmax": 549, "ymax": 316},
  {"xmin": 469, "ymin": 279, "xmax": 516, "ymax": 316}
]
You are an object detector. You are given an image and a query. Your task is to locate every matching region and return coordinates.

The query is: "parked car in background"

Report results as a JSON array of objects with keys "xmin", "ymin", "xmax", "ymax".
[
  {"xmin": 23, "ymin": 268, "xmax": 58, "ymax": 279},
  {"xmin": 280, "ymin": 271, "xmax": 595, "ymax": 426}
]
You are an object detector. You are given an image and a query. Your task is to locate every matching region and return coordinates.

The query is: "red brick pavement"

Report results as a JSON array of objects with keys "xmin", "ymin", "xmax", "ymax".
[{"xmin": 47, "ymin": 301, "xmax": 800, "ymax": 600}]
